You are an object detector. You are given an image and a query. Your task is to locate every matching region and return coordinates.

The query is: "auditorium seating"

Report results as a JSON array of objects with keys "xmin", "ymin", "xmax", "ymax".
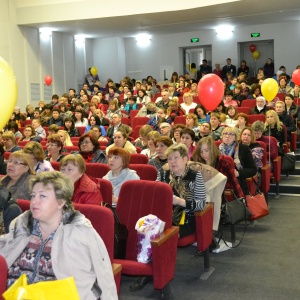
[{"xmin": 114, "ymin": 180, "xmax": 179, "ymax": 296}]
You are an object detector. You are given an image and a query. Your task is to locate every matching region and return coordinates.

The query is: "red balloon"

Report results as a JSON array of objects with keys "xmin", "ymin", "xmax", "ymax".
[
  {"xmin": 44, "ymin": 75, "xmax": 52, "ymax": 86},
  {"xmin": 292, "ymin": 69, "xmax": 300, "ymax": 85},
  {"xmin": 198, "ymin": 74, "xmax": 224, "ymax": 111},
  {"xmin": 249, "ymin": 44, "xmax": 256, "ymax": 53}
]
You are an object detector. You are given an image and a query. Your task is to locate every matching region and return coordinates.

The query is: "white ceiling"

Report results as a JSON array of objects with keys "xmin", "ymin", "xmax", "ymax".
[{"xmin": 17, "ymin": 0, "xmax": 300, "ymax": 39}]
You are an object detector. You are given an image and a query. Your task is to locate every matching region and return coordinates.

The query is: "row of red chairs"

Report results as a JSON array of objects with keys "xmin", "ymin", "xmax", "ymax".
[{"xmin": 0, "ymin": 179, "xmax": 214, "ymax": 297}]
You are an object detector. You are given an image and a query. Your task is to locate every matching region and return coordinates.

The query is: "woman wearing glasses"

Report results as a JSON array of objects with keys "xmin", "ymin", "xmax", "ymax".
[
  {"xmin": 219, "ymin": 127, "xmax": 256, "ymax": 194},
  {"xmin": 0, "ymin": 151, "xmax": 35, "ymax": 232},
  {"xmin": 19, "ymin": 125, "xmax": 40, "ymax": 142},
  {"xmin": 74, "ymin": 132, "xmax": 107, "ymax": 164}
]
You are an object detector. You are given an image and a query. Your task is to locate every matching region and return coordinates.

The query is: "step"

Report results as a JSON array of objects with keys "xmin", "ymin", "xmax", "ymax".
[{"xmin": 269, "ymin": 175, "xmax": 300, "ymax": 195}]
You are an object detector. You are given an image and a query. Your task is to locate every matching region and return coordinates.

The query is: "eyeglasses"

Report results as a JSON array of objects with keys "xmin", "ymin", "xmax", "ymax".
[
  {"xmin": 7, "ymin": 160, "xmax": 27, "ymax": 166},
  {"xmin": 46, "ymin": 143, "xmax": 58, "ymax": 147},
  {"xmin": 79, "ymin": 141, "xmax": 92, "ymax": 145},
  {"xmin": 24, "ymin": 129, "xmax": 32, "ymax": 131},
  {"xmin": 223, "ymin": 132, "xmax": 236, "ymax": 137}
]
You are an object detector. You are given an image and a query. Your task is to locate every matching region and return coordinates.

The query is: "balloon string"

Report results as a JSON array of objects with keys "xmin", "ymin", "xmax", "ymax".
[{"xmin": 268, "ymin": 126, "xmax": 271, "ymax": 165}]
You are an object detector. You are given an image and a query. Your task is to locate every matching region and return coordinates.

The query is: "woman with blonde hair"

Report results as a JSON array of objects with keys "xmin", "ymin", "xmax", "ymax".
[
  {"xmin": 263, "ymin": 110, "xmax": 286, "ymax": 154},
  {"xmin": 180, "ymin": 92, "xmax": 197, "ymax": 113},
  {"xmin": 141, "ymin": 130, "xmax": 160, "ymax": 159},
  {"xmin": 94, "ymin": 109, "xmax": 109, "ymax": 126},
  {"xmin": 58, "ymin": 130, "xmax": 73, "ymax": 146},
  {"xmin": 2, "ymin": 131, "xmax": 21, "ymax": 152},
  {"xmin": 23, "ymin": 141, "xmax": 54, "ymax": 173},
  {"xmin": 185, "ymin": 113, "xmax": 200, "ymax": 137},
  {"xmin": 0, "ymin": 151, "xmax": 35, "ymax": 232}
]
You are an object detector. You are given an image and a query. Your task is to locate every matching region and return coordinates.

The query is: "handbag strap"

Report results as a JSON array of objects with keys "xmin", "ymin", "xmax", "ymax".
[{"xmin": 101, "ymin": 202, "xmax": 122, "ymax": 224}]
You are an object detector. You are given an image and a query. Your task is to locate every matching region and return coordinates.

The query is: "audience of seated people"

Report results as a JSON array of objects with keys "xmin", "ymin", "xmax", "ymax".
[{"xmin": 0, "ymin": 65, "xmax": 299, "ymax": 297}]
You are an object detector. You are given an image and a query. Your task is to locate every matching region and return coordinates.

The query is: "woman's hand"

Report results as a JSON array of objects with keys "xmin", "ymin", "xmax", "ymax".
[
  {"xmin": 173, "ymin": 196, "xmax": 186, "ymax": 207},
  {"xmin": 234, "ymin": 169, "xmax": 239, "ymax": 177},
  {"xmin": 112, "ymin": 195, "xmax": 118, "ymax": 204}
]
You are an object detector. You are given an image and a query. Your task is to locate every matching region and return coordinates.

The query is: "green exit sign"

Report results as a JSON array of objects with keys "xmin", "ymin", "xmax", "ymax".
[
  {"xmin": 191, "ymin": 38, "xmax": 199, "ymax": 43},
  {"xmin": 251, "ymin": 33, "xmax": 260, "ymax": 38}
]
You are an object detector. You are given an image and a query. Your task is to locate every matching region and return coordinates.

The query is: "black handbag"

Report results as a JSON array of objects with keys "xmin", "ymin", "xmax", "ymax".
[
  {"xmin": 281, "ymin": 153, "xmax": 296, "ymax": 172},
  {"xmin": 221, "ymin": 195, "xmax": 252, "ymax": 225},
  {"xmin": 102, "ymin": 202, "xmax": 128, "ymax": 259}
]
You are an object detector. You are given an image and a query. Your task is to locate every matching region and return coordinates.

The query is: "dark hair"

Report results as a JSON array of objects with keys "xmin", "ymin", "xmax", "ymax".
[
  {"xmin": 180, "ymin": 127, "xmax": 196, "ymax": 141},
  {"xmin": 78, "ymin": 132, "xmax": 99, "ymax": 151},
  {"xmin": 194, "ymin": 104, "xmax": 207, "ymax": 116},
  {"xmin": 0, "ymin": 143, "xmax": 4, "ymax": 156},
  {"xmin": 52, "ymin": 94, "xmax": 59, "ymax": 100},
  {"xmin": 89, "ymin": 115, "xmax": 101, "ymax": 126},
  {"xmin": 64, "ymin": 117, "xmax": 75, "ymax": 131},
  {"xmin": 52, "ymin": 107, "xmax": 60, "ymax": 113},
  {"xmin": 74, "ymin": 109, "xmax": 84, "ymax": 122},
  {"xmin": 7, "ymin": 121, "xmax": 19, "ymax": 133},
  {"xmin": 69, "ymin": 88, "xmax": 76, "ymax": 93}
]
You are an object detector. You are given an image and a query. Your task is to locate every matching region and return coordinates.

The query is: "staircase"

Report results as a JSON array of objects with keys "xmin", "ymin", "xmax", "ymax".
[{"xmin": 269, "ymin": 149, "xmax": 300, "ymax": 196}]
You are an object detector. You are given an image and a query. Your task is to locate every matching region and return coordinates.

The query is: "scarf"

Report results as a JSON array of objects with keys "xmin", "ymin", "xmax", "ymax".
[
  {"xmin": 80, "ymin": 151, "xmax": 95, "ymax": 163},
  {"xmin": 169, "ymin": 165, "xmax": 190, "ymax": 198},
  {"xmin": 105, "ymin": 168, "xmax": 136, "ymax": 197},
  {"xmin": 219, "ymin": 142, "xmax": 242, "ymax": 170}
]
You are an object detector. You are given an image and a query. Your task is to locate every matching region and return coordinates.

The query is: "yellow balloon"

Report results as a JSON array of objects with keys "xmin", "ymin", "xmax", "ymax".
[
  {"xmin": 252, "ymin": 50, "xmax": 260, "ymax": 59},
  {"xmin": 90, "ymin": 66, "xmax": 98, "ymax": 76},
  {"xmin": 0, "ymin": 57, "xmax": 18, "ymax": 131},
  {"xmin": 261, "ymin": 78, "xmax": 278, "ymax": 102}
]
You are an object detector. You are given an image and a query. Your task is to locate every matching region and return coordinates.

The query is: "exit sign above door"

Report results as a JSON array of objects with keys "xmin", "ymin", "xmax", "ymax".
[{"xmin": 251, "ymin": 33, "xmax": 260, "ymax": 38}]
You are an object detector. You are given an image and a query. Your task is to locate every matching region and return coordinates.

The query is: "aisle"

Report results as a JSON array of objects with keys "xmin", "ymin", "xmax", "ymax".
[{"xmin": 120, "ymin": 195, "xmax": 300, "ymax": 300}]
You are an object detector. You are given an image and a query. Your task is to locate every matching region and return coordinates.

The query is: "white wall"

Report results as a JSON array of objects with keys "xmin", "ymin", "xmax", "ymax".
[
  {"xmin": 120, "ymin": 21, "xmax": 300, "ymax": 81},
  {"xmin": 2, "ymin": 0, "xmax": 300, "ymax": 112}
]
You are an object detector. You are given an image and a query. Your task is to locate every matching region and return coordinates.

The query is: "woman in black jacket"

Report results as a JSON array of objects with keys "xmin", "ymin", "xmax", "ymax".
[{"xmin": 219, "ymin": 126, "xmax": 257, "ymax": 194}]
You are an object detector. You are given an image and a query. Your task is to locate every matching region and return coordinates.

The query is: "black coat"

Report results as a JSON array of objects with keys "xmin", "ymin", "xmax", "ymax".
[{"xmin": 237, "ymin": 144, "xmax": 257, "ymax": 180}]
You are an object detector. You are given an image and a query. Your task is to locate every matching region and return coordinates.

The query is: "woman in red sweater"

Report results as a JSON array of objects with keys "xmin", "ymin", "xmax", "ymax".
[{"xmin": 59, "ymin": 154, "xmax": 103, "ymax": 205}]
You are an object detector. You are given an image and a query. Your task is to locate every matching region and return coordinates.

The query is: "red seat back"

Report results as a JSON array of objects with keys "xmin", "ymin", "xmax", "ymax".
[
  {"xmin": 131, "ymin": 117, "xmax": 149, "ymax": 129},
  {"xmin": 236, "ymin": 107, "xmax": 250, "ymax": 114},
  {"xmin": 241, "ymin": 99, "xmax": 256, "ymax": 108},
  {"xmin": 174, "ymin": 116, "xmax": 186, "ymax": 125},
  {"xmin": 129, "ymin": 153, "xmax": 149, "ymax": 164},
  {"xmin": 76, "ymin": 126, "xmax": 86, "ymax": 135},
  {"xmin": 85, "ymin": 163, "xmax": 110, "ymax": 178},
  {"xmin": 0, "ymin": 255, "xmax": 8, "ymax": 298},
  {"xmin": 116, "ymin": 180, "xmax": 173, "ymax": 260},
  {"xmin": 129, "ymin": 164, "xmax": 157, "ymax": 181},
  {"xmin": 248, "ymin": 114, "xmax": 265, "ymax": 124}
]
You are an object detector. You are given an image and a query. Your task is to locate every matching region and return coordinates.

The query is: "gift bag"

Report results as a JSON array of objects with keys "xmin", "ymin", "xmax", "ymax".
[
  {"xmin": 135, "ymin": 215, "xmax": 165, "ymax": 264},
  {"xmin": 3, "ymin": 274, "xmax": 80, "ymax": 300}
]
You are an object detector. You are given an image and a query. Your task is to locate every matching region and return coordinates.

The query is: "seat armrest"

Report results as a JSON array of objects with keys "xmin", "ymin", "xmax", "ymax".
[
  {"xmin": 112, "ymin": 263, "xmax": 122, "ymax": 275},
  {"xmin": 272, "ymin": 156, "xmax": 282, "ymax": 182},
  {"xmin": 195, "ymin": 203, "xmax": 214, "ymax": 217},
  {"xmin": 260, "ymin": 164, "xmax": 271, "ymax": 194},
  {"xmin": 151, "ymin": 226, "xmax": 179, "ymax": 247}
]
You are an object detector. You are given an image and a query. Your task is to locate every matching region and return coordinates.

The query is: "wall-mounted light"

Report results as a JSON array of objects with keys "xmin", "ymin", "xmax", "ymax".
[
  {"xmin": 135, "ymin": 34, "xmax": 151, "ymax": 47},
  {"xmin": 39, "ymin": 27, "xmax": 52, "ymax": 40},
  {"xmin": 215, "ymin": 25, "xmax": 234, "ymax": 40},
  {"xmin": 75, "ymin": 35, "xmax": 85, "ymax": 47}
]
